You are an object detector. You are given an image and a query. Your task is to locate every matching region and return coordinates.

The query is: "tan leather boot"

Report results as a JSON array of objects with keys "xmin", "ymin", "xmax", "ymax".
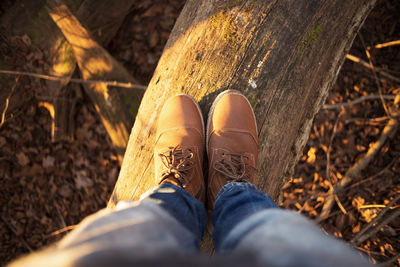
[
  {"xmin": 206, "ymin": 90, "xmax": 258, "ymax": 210},
  {"xmin": 154, "ymin": 94, "xmax": 205, "ymax": 202}
]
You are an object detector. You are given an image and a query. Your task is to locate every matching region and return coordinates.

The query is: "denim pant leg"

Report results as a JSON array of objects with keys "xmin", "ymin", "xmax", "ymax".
[
  {"xmin": 9, "ymin": 183, "xmax": 207, "ymax": 267},
  {"xmin": 212, "ymin": 182, "xmax": 372, "ymax": 267}
]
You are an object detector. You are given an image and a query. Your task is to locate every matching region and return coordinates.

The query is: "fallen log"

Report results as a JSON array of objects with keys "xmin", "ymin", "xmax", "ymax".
[
  {"xmin": 1, "ymin": 0, "xmax": 142, "ymax": 155},
  {"xmin": 46, "ymin": 0, "xmax": 143, "ymax": 158},
  {"xmin": 110, "ymin": 0, "xmax": 377, "ymax": 208}
]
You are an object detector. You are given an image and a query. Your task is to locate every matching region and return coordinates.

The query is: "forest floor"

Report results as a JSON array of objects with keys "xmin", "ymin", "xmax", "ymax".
[{"xmin": 0, "ymin": 0, "xmax": 399, "ymax": 266}]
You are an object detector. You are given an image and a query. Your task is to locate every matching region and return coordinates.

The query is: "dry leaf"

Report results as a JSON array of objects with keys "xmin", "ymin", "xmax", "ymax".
[
  {"xmin": 149, "ymin": 31, "xmax": 159, "ymax": 48},
  {"xmin": 42, "ymin": 156, "xmax": 55, "ymax": 169},
  {"xmin": 108, "ymin": 167, "xmax": 118, "ymax": 185},
  {"xmin": 74, "ymin": 170, "xmax": 93, "ymax": 189},
  {"xmin": 306, "ymin": 147, "xmax": 317, "ymax": 163},
  {"xmin": 16, "ymin": 152, "xmax": 30, "ymax": 166},
  {"xmin": 59, "ymin": 185, "xmax": 73, "ymax": 198},
  {"xmin": 21, "ymin": 34, "xmax": 32, "ymax": 46},
  {"xmin": 0, "ymin": 136, "xmax": 6, "ymax": 147}
]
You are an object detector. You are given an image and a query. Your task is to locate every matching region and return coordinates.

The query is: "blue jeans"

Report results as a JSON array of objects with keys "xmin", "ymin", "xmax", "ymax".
[{"xmin": 9, "ymin": 182, "xmax": 372, "ymax": 267}]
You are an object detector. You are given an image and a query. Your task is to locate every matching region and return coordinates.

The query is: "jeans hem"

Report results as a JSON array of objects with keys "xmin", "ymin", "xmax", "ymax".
[{"xmin": 214, "ymin": 182, "xmax": 258, "ymax": 205}]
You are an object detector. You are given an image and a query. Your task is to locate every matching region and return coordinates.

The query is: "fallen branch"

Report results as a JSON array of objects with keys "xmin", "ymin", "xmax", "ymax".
[
  {"xmin": 50, "ymin": 225, "xmax": 76, "ymax": 236},
  {"xmin": 381, "ymin": 253, "xmax": 400, "ymax": 266},
  {"xmin": 326, "ymin": 109, "xmax": 344, "ymax": 185},
  {"xmin": 360, "ymin": 204, "xmax": 389, "ymax": 209},
  {"xmin": 356, "ymin": 246, "xmax": 383, "ymax": 256},
  {"xmin": 1, "ymin": 216, "xmax": 33, "ymax": 252},
  {"xmin": 346, "ymin": 159, "xmax": 395, "ymax": 190},
  {"xmin": 47, "ymin": 0, "xmax": 144, "ymax": 160},
  {"xmin": 358, "ymin": 33, "xmax": 391, "ymax": 117},
  {"xmin": 346, "ymin": 54, "xmax": 400, "ymax": 84},
  {"xmin": 350, "ymin": 194, "xmax": 400, "ymax": 245},
  {"xmin": 325, "ymin": 109, "xmax": 347, "ymax": 214},
  {"xmin": 373, "ymin": 40, "xmax": 400, "ymax": 49},
  {"xmin": 344, "ymin": 116, "xmax": 390, "ymax": 126},
  {"xmin": 352, "ymin": 207, "xmax": 400, "ymax": 246},
  {"xmin": 1, "ymin": 0, "xmax": 138, "ymax": 142},
  {"xmin": 0, "ymin": 76, "xmax": 19, "ymax": 129},
  {"xmin": 322, "ymin": 95, "xmax": 395, "ymax": 109},
  {"xmin": 317, "ymin": 115, "xmax": 399, "ymax": 222},
  {"xmin": 0, "ymin": 70, "xmax": 146, "ymax": 90},
  {"xmin": 56, "ymin": 205, "xmax": 67, "ymax": 229}
]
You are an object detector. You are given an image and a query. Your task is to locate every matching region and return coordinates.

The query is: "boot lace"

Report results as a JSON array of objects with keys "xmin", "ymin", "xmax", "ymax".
[
  {"xmin": 213, "ymin": 152, "xmax": 256, "ymax": 182},
  {"xmin": 158, "ymin": 146, "xmax": 194, "ymax": 188}
]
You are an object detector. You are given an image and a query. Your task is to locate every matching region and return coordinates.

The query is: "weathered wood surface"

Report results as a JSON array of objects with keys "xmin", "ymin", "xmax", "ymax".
[{"xmin": 110, "ymin": 0, "xmax": 376, "ymax": 208}]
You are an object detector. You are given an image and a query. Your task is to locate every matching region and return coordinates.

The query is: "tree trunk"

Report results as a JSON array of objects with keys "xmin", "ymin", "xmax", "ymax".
[{"xmin": 109, "ymin": 0, "xmax": 376, "ymax": 206}]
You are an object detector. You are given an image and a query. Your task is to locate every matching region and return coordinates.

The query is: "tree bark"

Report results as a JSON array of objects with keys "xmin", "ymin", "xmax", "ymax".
[{"xmin": 109, "ymin": 0, "xmax": 376, "ymax": 206}]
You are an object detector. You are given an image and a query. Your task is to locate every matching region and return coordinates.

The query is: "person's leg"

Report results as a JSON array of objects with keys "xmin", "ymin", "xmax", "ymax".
[
  {"xmin": 9, "ymin": 183, "xmax": 207, "ymax": 267},
  {"xmin": 59, "ymin": 182, "xmax": 207, "ymax": 251},
  {"xmin": 212, "ymin": 182, "xmax": 372, "ymax": 267},
  {"xmin": 9, "ymin": 94, "xmax": 208, "ymax": 266},
  {"xmin": 211, "ymin": 182, "xmax": 277, "ymax": 249},
  {"xmin": 206, "ymin": 90, "xmax": 372, "ymax": 267}
]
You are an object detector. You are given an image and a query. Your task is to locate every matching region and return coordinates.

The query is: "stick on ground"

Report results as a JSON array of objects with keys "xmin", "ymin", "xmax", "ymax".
[
  {"xmin": 346, "ymin": 54, "xmax": 400, "ymax": 84},
  {"xmin": 317, "ymin": 115, "xmax": 399, "ymax": 222},
  {"xmin": 351, "ymin": 195, "xmax": 400, "ymax": 245},
  {"xmin": 0, "ymin": 70, "xmax": 146, "ymax": 90},
  {"xmin": 323, "ymin": 95, "xmax": 395, "ymax": 109},
  {"xmin": 353, "ymin": 208, "xmax": 400, "ymax": 246}
]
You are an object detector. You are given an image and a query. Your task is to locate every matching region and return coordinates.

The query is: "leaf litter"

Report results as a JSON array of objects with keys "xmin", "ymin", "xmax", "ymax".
[{"xmin": 0, "ymin": 0, "xmax": 399, "ymax": 266}]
